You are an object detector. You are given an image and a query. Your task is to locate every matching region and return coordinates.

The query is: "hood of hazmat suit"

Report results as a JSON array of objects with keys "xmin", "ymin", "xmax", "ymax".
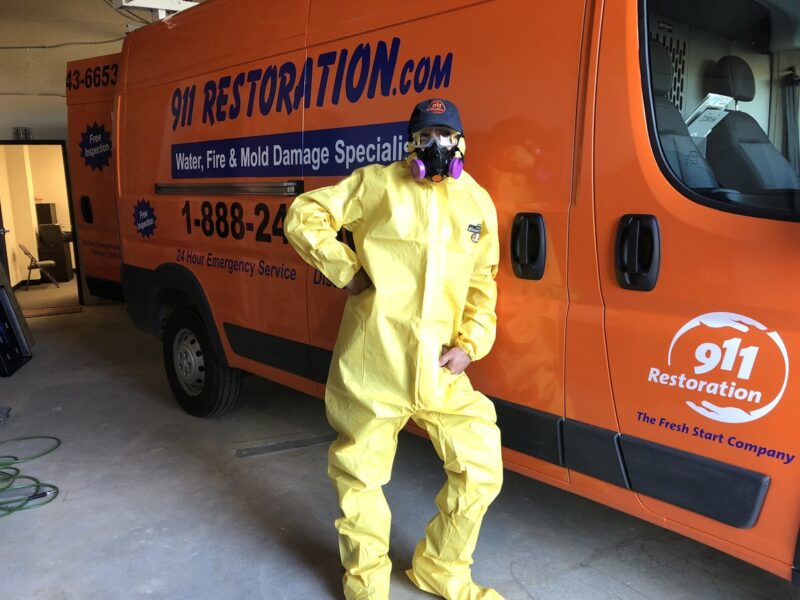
[{"xmin": 286, "ymin": 158, "xmax": 504, "ymax": 600}]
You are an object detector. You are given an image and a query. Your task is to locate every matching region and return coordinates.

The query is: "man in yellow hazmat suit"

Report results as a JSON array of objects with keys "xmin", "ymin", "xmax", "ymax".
[{"xmin": 286, "ymin": 98, "xmax": 503, "ymax": 600}]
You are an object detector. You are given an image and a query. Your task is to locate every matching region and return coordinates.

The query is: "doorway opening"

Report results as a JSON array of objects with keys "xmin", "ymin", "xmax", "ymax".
[{"xmin": 0, "ymin": 141, "xmax": 82, "ymax": 318}]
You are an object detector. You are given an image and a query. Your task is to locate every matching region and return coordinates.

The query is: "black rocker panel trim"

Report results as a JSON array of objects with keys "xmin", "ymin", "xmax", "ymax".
[
  {"xmin": 120, "ymin": 263, "xmax": 154, "ymax": 334},
  {"xmin": 223, "ymin": 322, "xmax": 333, "ymax": 384},
  {"xmin": 562, "ymin": 420, "xmax": 630, "ymax": 488},
  {"xmin": 224, "ymin": 322, "xmax": 313, "ymax": 380},
  {"xmin": 308, "ymin": 345, "xmax": 333, "ymax": 384},
  {"xmin": 490, "ymin": 397, "xmax": 564, "ymax": 465},
  {"xmin": 620, "ymin": 435, "xmax": 770, "ymax": 529},
  {"xmin": 86, "ymin": 276, "xmax": 124, "ymax": 302}
]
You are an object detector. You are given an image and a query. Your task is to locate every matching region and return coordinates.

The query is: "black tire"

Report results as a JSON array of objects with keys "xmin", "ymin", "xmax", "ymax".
[{"xmin": 162, "ymin": 307, "xmax": 242, "ymax": 417}]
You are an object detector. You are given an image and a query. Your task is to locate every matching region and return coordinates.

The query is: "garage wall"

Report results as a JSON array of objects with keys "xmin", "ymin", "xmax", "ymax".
[
  {"xmin": 0, "ymin": 0, "xmax": 132, "ymax": 141},
  {"xmin": 0, "ymin": 146, "xmax": 40, "ymax": 286},
  {"xmin": 0, "ymin": 148, "xmax": 21, "ymax": 284}
]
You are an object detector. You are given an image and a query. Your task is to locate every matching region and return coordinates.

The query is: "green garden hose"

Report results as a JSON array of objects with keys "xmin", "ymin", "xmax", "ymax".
[
  {"xmin": 0, "ymin": 437, "xmax": 60, "ymax": 518},
  {"xmin": 0, "ymin": 436, "xmax": 61, "ymax": 466}
]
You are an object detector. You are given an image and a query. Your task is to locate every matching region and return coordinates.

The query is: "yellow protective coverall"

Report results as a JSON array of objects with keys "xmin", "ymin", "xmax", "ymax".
[{"xmin": 286, "ymin": 157, "xmax": 503, "ymax": 600}]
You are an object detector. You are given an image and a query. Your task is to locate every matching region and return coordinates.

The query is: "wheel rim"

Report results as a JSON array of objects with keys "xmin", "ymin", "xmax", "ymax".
[{"xmin": 173, "ymin": 328, "xmax": 205, "ymax": 396}]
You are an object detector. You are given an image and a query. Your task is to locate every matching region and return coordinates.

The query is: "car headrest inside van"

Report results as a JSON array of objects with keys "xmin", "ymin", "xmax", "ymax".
[
  {"xmin": 710, "ymin": 55, "xmax": 755, "ymax": 102},
  {"xmin": 649, "ymin": 41, "xmax": 673, "ymax": 97}
]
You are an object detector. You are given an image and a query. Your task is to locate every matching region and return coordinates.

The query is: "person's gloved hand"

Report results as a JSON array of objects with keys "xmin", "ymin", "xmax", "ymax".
[
  {"xmin": 439, "ymin": 346, "xmax": 472, "ymax": 375},
  {"xmin": 344, "ymin": 268, "xmax": 372, "ymax": 295}
]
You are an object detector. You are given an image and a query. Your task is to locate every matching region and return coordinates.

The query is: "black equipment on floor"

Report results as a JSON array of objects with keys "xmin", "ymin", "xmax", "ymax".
[{"xmin": 0, "ymin": 263, "xmax": 33, "ymax": 377}]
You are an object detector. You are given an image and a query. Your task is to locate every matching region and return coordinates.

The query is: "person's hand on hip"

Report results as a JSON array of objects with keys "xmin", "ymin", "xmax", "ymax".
[
  {"xmin": 344, "ymin": 268, "xmax": 372, "ymax": 295},
  {"xmin": 439, "ymin": 346, "xmax": 472, "ymax": 374}
]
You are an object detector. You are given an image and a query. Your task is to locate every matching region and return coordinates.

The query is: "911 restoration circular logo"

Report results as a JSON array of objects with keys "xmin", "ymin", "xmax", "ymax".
[{"xmin": 648, "ymin": 312, "xmax": 789, "ymax": 424}]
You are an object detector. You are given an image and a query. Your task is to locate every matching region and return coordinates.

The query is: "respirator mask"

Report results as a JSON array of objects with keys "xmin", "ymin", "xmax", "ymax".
[{"xmin": 409, "ymin": 127, "xmax": 464, "ymax": 182}]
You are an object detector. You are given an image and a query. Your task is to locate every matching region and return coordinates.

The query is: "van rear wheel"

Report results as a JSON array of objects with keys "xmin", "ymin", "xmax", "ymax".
[{"xmin": 162, "ymin": 307, "xmax": 242, "ymax": 417}]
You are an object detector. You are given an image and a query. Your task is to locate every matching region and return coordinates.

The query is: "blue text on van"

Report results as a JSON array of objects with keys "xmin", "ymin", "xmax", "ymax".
[{"xmin": 170, "ymin": 38, "xmax": 453, "ymax": 131}]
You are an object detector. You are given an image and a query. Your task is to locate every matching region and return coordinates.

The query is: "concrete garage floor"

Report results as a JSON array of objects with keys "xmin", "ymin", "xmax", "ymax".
[
  {"xmin": 2, "ymin": 305, "xmax": 799, "ymax": 600},
  {"xmin": 15, "ymin": 279, "xmax": 80, "ymax": 311}
]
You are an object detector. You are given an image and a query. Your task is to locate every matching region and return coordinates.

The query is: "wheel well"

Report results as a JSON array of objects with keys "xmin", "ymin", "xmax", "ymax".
[
  {"xmin": 157, "ymin": 289, "xmax": 194, "ymax": 335},
  {"xmin": 150, "ymin": 263, "xmax": 229, "ymax": 366}
]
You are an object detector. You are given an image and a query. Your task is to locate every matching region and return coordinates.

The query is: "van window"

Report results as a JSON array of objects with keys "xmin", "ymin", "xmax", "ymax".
[{"xmin": 643, "ymin": 0, "xmax": 800, "ymax": 220}]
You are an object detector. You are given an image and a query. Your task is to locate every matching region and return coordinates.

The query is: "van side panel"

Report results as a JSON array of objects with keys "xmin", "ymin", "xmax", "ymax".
[
  {"xmin": 117, "ymin": 0, "xmax": 314, "ymax": 395},
  {"xmin": 563, "ymin": 0, "xmax": 661, "ymax": 520},
  {"xmin": 66, "ymin": 53, "xmax": 123, "ymax": 300},
  {"xmin": 123, "ymin": 0, "xmax": 307, "ymax": 89},
  {"xmin": 594, "ymin": 0, "xmax": 800, "ymax": 580}
]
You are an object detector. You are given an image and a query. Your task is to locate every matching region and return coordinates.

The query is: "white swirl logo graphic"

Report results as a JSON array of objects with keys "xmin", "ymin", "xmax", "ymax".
[{"xmin": 655, "ymin": 312, "xmax": 789, "ymax": 424}]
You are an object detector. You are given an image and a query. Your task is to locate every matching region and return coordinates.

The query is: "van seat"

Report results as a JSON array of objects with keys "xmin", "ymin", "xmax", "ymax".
[
  {"xmin": 650, "ymin": 41, "xmax": 718, "ymax": 189},
  {"xmin": 707, "ymin": 55, "xmax": 800, "ymax": 192}
]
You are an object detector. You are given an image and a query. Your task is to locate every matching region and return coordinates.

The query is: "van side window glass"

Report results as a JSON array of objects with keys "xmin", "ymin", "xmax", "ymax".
[{"xmin": 644, "ymin": 0, "xmax": 800, "ymax": 219}]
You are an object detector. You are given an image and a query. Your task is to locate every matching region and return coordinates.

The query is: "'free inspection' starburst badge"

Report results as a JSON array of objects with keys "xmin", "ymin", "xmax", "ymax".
[
  {"xmin": 133, "ymin": 199, "xmax": 157, "ymax": 238},
  {"xmin": 78, "ymin": 123, "xmax": 112, "ymax": 171}
]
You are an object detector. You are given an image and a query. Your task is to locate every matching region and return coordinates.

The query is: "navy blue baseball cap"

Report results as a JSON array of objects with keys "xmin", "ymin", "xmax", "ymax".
[{"xmin": 408, "ymin": 98, "xmax": 463, "ymax": 135}]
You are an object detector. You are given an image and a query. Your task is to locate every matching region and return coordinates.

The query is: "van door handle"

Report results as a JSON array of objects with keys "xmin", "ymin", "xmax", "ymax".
[
  {"xmin": 0, "ymin": 228, "xmax": 9, "ymax": 236},
  {"xmin": 80, "ymin": 195, "xmax": 94, "ymax": 224},
  {"xmin": 511, "ymin": 212, "xmax": 546, "ymax": 280},
  {"xmin": 615, "ymin": 214, "xmax": 660, "ymax": 291}
]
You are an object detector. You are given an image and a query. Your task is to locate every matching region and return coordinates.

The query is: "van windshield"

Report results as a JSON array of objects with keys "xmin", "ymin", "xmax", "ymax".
[{"xmin": 646, "ymin": 0, "xmax": 800, "ymax": 217}]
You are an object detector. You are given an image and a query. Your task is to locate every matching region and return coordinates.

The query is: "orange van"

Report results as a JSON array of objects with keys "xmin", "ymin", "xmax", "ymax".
[
  {"xmin": 66, "ymin": 0, "xmax": 800, "ymax": 585},
  {"xmin": 66, "ymin": 53, "xmax": 124, "ymax": 301}
]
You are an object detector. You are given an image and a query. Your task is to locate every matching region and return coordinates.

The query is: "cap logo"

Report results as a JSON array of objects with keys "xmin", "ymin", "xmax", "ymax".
[{"xmin": 427, "ymin": 100, "xmax": 446, "ymax": 114}]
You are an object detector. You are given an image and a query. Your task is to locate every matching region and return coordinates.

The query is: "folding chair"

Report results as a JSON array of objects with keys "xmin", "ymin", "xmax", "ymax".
[{"xmin": 18, "ymin": 243, "xmax": 60, "ymax": 290}]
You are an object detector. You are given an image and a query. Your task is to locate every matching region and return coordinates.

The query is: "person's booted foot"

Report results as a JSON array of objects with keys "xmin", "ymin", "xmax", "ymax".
[{"xmin": 405, "ymin": 556, "xmax": 503, "ymax": 600}]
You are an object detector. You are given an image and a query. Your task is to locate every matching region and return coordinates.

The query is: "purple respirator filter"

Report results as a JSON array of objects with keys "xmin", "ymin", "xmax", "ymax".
[
  {"xmin": 410, "ymin": 156, "xmax": 463, "ymax": 181},
  {"xmin": 410, "ymin": 159, "xmax": 426, "ymax": 181},
  {"xmin": 448, "ymin": 157, "xmax": 463, "ymax": 179}
]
